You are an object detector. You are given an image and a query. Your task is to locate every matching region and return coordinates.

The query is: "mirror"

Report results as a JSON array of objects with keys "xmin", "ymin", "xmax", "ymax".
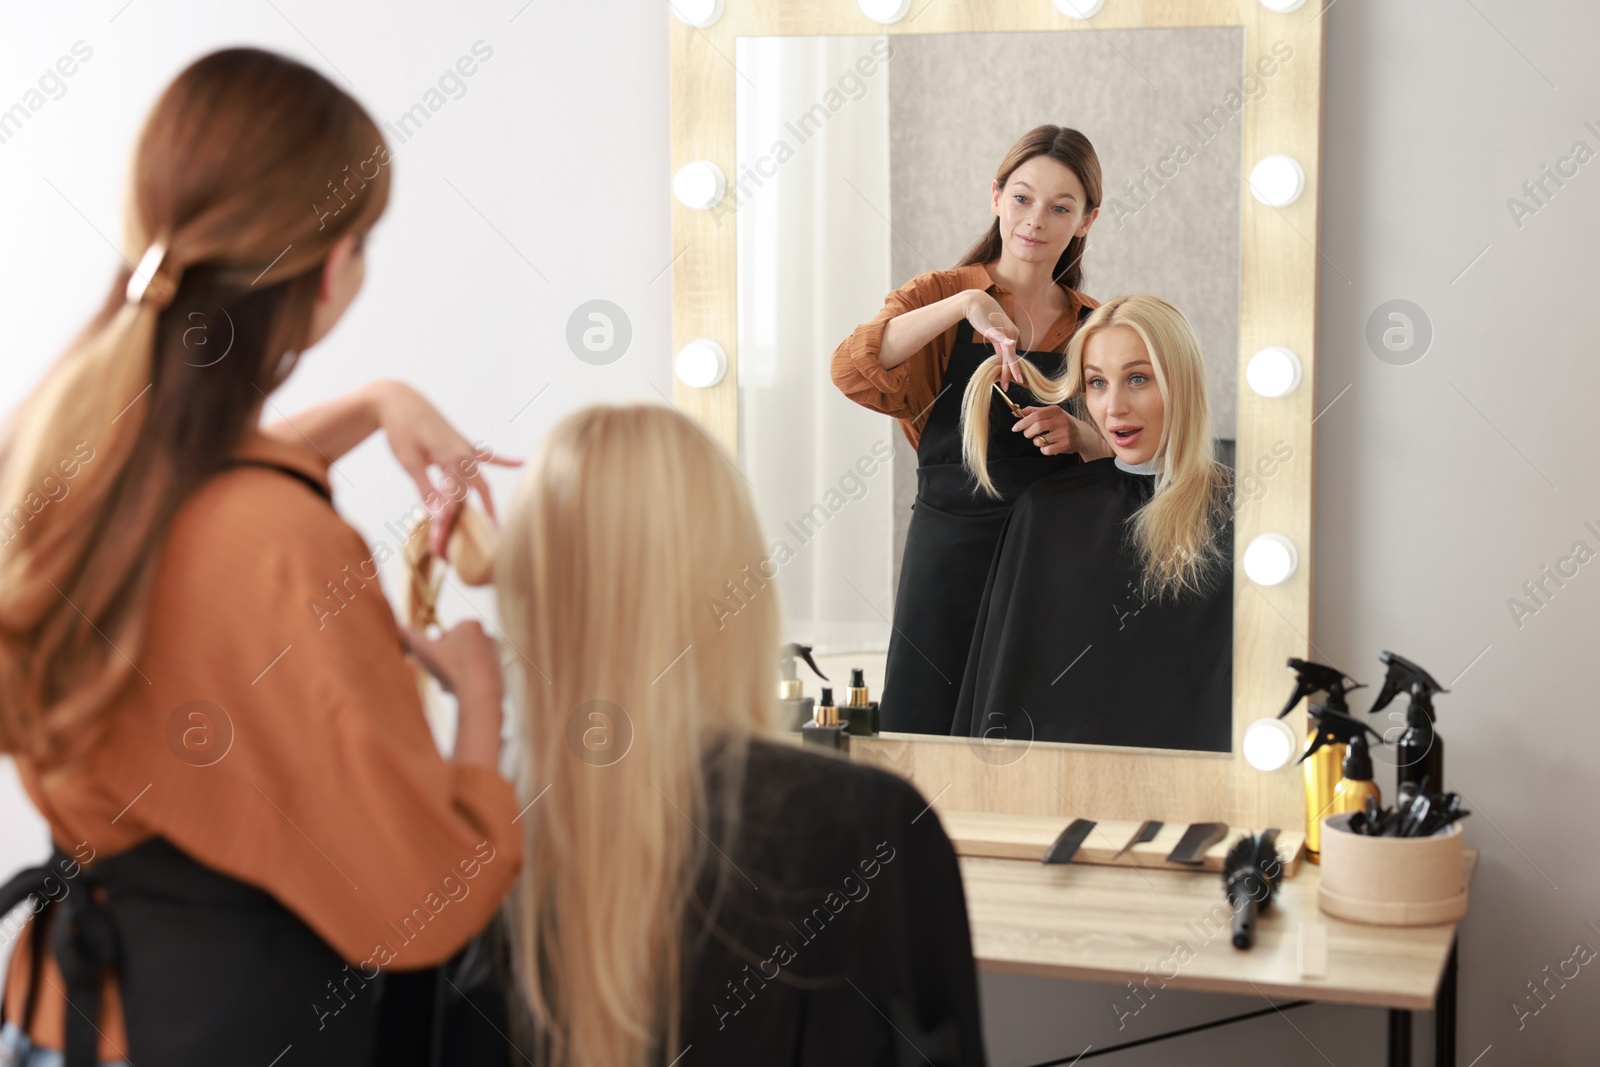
[
  {"xmin": 670, "ymin": 1, "xmax": 1320, "ymax": 828},
  {"xmin": 734, "ymin": 28, "xmax": 1255, "ymax": 753}
]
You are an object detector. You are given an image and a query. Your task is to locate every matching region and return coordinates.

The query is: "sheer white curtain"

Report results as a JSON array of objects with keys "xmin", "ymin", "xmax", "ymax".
[{"xmin": 735, "ymin": 35, "xmax": 895, "ymax": 656}]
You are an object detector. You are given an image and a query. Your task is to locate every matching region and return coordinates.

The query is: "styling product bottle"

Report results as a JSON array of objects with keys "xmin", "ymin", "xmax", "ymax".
[
  {"xmin": 1366, "ymin": 651, "xmax": 1447, "ymax": 794},
  {"xmin": 1395, "ymin": 687, "xmax": 1445, "ymax": 795},
  {"xmin": 1330, "ymin": 733, "xmax": 1381, "ymax": 816},
  {"xmin": 1278, "ymin": 658, "xmax": 1365, "ymax": 864},
  {"xmin": 779, "ymin": 643, "xmax": 828, "ymax": 732},
  {"xmin": 843, "ymin": 668, "xmax": 880, "ymax": 737},
  {"xmin": 801, "ymin": 687, "xmax": 850, "ymax": 753}
]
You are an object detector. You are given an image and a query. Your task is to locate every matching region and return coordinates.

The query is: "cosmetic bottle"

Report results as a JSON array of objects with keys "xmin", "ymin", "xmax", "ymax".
[
  {"xmin": 842, "ymin": 668, "xmax": 880, "ymax": 736},
  {"xmin": 1330, "ymin": 733, "xmax": 1381, "ymax": 816},
  {"xmin": 1366, "ymin": 651, "xmax": 1447, "ymax": 795},
  {"xmin": 779, "ymin": 643, "xmax": 828, "ymax": 732},
  {"xmin": 801, "ymin": 687, "xmax": 850, "ymax": 753},
  {"xmin": 1277, "ymin": 658, "xmax": 1367, "ymax": 864},
  {"xmin": 1395, "ymin": 686, "xmax": 1445, "ymax": 795}
]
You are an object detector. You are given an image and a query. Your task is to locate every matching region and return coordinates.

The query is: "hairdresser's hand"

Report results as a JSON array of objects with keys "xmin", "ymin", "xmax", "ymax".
[
  {"xmin": 1014, "ymin": 405, "xmax": 1110, "ymax": 459},
  {"xmin": 371, "ymin": 381, "xmax": 523, "ymax": 556},
  {"xmin": 401, "ymin": 621, "xmax": 505, "ymax": 767},
  {"xmin": 965, "ymin": 292, "xmax": 1022, "ymax": 388}
]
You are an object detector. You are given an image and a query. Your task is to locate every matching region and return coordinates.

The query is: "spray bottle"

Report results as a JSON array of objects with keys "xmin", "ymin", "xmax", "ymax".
[
  {"xmin": 779, "ymin": 643, "xmax": 828, "ymax": 732},
  {"xmin": 1277, "ymin": 658, "xmax": 1368, "ymax": 863},
  {"xmin": 1367, "ymin": 651, "xmax": 1447, "ymax": 795}
]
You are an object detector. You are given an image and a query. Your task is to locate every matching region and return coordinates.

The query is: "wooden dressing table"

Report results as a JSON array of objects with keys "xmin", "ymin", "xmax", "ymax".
[{"xmin": 946, "ymin": 810, "xmax": 1475, "ymax": 1066}]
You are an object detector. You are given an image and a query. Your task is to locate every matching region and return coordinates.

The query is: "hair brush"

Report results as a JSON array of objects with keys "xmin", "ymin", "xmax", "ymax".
[{"xmin": 1221, "ymin": 829, "xmax": 1281, "ymax": 950}]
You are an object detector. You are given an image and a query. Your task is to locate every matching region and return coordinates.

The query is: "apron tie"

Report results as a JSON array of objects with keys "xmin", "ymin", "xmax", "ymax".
[{"xmin": 0, "ymin": 849, "xmax": 116, "ymax": 1067}]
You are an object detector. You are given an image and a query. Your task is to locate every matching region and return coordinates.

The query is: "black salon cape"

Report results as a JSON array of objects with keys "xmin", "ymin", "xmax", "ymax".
[
  {"xmin": 674, "ymin": 739, "xmax": 986, "ymax": 1065},
  {"xmin": 492, "ymin": 739, "xmax": 987, "ymax": 1067},
  {"xmin": 950, "ymin": 459, "xmax": 1232, "ymax": 752}
]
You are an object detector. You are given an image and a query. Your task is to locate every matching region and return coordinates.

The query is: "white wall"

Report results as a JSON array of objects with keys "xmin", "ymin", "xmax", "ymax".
[{"xmin": 3, "ymin": 1, "xmax": 1597, "ymax": 1063}]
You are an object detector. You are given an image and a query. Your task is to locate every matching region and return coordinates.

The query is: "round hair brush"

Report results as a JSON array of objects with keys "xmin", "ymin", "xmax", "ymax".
[{"xmin": 1221, "ymin": 829, "xmax": 1282, "ymax": 950}]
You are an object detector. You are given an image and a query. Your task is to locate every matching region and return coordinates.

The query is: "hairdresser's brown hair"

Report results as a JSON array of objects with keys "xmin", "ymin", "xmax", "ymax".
[
  {"xmin": 956, "ymin": 125, "xmax": 1102, "ymax": 293},
  {"xmin": 0, "ymin": 48, "xmax": 391, "ymax": 766}
]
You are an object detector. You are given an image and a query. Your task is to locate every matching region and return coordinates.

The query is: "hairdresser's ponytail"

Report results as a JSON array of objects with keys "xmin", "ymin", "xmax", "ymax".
[{"xmin": 0, "ymin": 48, "xmax": 391, "ymax": 766}]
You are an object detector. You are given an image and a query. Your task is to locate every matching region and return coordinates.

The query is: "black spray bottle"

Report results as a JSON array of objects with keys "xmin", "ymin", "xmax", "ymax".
[
  {"xmin": 1367, "ymin": 651, "xmax": 1447, "ymax": 794},
  {"xmin": 779, "ymin": 644, "xmax": 828, "ymax": 732}
]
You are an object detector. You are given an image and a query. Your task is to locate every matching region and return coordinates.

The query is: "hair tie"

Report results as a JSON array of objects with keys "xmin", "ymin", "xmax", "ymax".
[{"xmin": 125, "ymin": 238, "xmax": 181, "ymax": 309}]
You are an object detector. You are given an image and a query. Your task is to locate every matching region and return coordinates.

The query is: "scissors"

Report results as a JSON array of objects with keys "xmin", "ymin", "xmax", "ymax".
[{"xmin": 991, "ymin": 381, "xmax": 1024, "ymax": 418}]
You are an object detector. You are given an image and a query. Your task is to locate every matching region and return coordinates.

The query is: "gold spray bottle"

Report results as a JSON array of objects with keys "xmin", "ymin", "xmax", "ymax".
[{"xmin": 1276, "ymin": 659, "xmax": 1368, "ymax": 864}]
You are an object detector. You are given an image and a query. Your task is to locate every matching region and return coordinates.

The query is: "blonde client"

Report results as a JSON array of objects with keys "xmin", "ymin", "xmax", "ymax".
[
  {"xmin": 954, "ymin": 295, "xmax": 1234, "ymax": 751},
  {"xmin": 494, "ymin": 404, "xmax": 987, "ymax": 1067}
]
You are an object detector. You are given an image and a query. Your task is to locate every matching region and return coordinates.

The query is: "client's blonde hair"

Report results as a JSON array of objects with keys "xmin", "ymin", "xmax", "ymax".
[
  {"xmin": 960, "ymin": 294, "xmax": 1229, "ymax": 598},
  {"xmin": 496, "ymin": 403, "xmax": 781, "ymax": 1067}
]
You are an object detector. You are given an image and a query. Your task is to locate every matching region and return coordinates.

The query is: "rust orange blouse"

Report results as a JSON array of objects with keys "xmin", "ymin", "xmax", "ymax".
[
  {"xmin": 2, "ymin": 431, "xmax": 524, "ymax": 1058},
  {"xmin": 829, "ymin": 262, "xmax": 1098, "ymax": 449}
]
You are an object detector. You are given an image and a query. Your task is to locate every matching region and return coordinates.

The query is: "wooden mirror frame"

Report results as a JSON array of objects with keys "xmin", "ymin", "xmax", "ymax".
[{"xmin": 669, "ymin": 0, "xmax": 1324, "ymax": 829}]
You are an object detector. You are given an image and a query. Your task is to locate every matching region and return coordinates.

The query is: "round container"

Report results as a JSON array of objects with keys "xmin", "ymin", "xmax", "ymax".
[{"xmin": 1317, "ymin": 812, "xmax": 1467, "ymax": 926}]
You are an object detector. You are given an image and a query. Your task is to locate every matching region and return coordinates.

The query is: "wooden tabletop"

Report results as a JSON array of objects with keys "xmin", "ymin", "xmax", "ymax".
[{"xmin": 960, "ymin": 848, "xmax": 1478, "ymax": 1011}]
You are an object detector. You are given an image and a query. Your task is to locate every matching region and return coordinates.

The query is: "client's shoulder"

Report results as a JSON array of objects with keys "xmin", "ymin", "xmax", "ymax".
[
  {"xmin": 1014, "ymin": 457, "xmax": 1126, "ymax": 512},
  {"xmin": 746, "ymin": 738, "xmax": 926, "ymax": 806},
  {"xmin": 741, "ymin": 739, "xmax": 939, "ymax": 844}
]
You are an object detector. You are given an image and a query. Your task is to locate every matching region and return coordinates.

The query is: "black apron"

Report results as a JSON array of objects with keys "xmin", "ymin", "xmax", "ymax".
[
  {"xmin": 0, "ymin": 461, "xmax": 516, "ymax": 1067},
  {"xmin": 878, "ymin": 315, "xmax": 1088, "ymax": 735}
]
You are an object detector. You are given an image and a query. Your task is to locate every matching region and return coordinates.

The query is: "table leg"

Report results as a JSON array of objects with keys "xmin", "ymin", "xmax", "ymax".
[
  {"xmin": 1388, "ymin": 1009, "xmax": 1412, "ymax": 1067},
  {"xmin": 1435, "ymin": 937, "xmax": 1458, "ymax": 1066}
]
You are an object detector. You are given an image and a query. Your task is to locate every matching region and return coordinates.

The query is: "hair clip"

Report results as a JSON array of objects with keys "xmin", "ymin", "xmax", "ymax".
[{"xmin": 125, "ymin": 238, "xmax": 181, "ymax": 308}]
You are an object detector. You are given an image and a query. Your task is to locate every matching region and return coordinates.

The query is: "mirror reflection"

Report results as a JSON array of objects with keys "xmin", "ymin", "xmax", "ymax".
[{"xmin": 736, "ymin": 29, "xmax": 1251, "ymax": 752}]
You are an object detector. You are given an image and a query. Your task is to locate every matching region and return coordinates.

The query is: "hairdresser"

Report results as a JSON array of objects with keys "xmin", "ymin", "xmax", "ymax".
[
  {"xmin": 830, "ymin": 125, "xmax": 1110, "ymax": 735},
  {"xmin": 0, "ymin": 49, "xmax": 522, "ymax": 1066}
]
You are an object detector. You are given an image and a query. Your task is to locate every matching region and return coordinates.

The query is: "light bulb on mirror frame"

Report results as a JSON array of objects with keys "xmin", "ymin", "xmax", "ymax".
[
  {"xmin": 1242, "ymin": 716, "xmax": 1299, "ymax": 772},
  {"xmin": 1053, "ymin": 0, "xmax": 1107, "ymax": 17},
  {"xmin": 675, "ymin": 339, "xmax": 728, "ymax": 388},
  {"xmin": 672, "ymin": 161, "xmax": 727, "ymax": 211},
  {"xmin": 669, "ymin": 0, "xmax": 724, "ymax": 28},
  {"xmin": 1246, "ymin": 345, "xmax": 1303, "ymax": 398},
  {"xmin": 858, "ymin": 0, "xmax": 912, "ymax": 22},
  {"xmin": 1258, "ymin": 0, "xmax": 1309, "ymax": 11},
  {"xmin": 1249, "ymin": 155, "xmax": 1306, "ymax": 208},
  {"xmin": 1242, "ymin": 533, "xmax": 1298, "ymax": 587}
]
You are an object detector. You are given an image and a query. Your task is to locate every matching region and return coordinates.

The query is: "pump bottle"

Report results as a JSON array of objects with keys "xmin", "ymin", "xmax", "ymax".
[
  {"xmin": 843, "ymin": 668, "xmax": 880, "ymax": 736},
  {"xmin": 801, "ymin": 687, "xmax": 850, "ymax": 752}
]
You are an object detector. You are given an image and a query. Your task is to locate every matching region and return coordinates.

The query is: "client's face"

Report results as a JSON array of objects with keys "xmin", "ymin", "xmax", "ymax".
[{"xmin": 1083, "ymin": 325, "xmax": 1165, "ymax": 466}]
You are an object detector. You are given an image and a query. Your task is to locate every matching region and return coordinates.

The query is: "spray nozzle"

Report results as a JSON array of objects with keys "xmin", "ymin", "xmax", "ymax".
[
  {"xmin": 1296, "ymin": 707, "xmax": 1385, "ymax": 765},
  {"xmin": 1370, "ymin": 651, "xmax": 1448, "ymax": 728},
  {"xmin": 1368, "ymin": 651, "xmax": 1447, "ymax": 718},
  {"xmin": 780, "ymin": 643, "xmax": 828, "ymax": 683},
  {"xmin": 1277, "ymin": 657, "xmax": 1365, "ymax": 719}
]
